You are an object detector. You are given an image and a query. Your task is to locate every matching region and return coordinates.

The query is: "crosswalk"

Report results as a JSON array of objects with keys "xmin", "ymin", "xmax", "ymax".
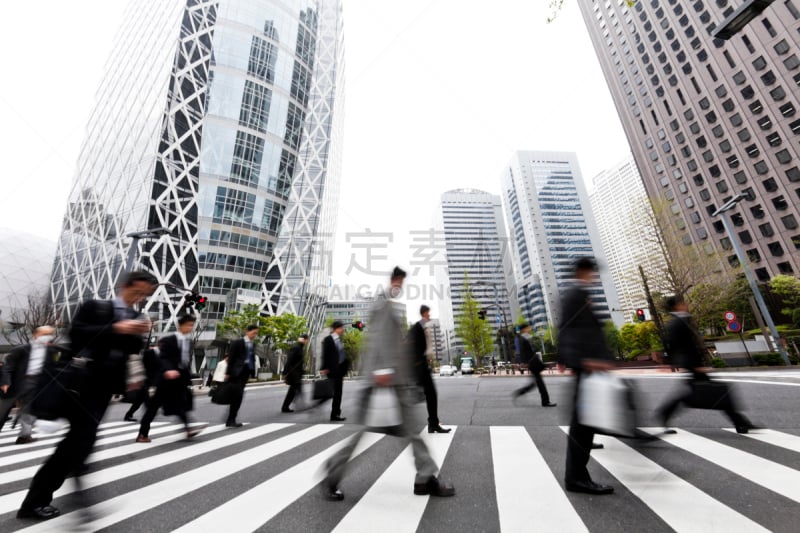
[{"xmin": 0, "ymin": 420, "xmax": 798, "ymax": 532}]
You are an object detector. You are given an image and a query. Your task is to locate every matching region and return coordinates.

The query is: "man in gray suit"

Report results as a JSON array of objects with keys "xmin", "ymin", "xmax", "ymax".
[{"xmin": 322, "ymin": 267, "xmax": 455, "ymax": 501}]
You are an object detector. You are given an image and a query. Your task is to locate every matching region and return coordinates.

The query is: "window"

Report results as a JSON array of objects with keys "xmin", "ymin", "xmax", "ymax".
[
  {"xmin": 709, "ymin": 164, "xmax": 721, "ymax": 177},
  {"xmin": 784, "ymin": 55, "xmax": 800, "ymax": 71},
  {"xmin": 730, "ymin": 113, "xmax": 743, "ymax": 127},
  {"xmin": 688, "ymin": 160, "xmax": 699, "ymax": 171},
  {"xmin": 774, "ymin": 39, "xmax": 791, "ymax": 54},
  {"xmin": 696, "ymin": 136, "xmax": 708, "ymax": 148},
  {"xmin": 703, "ymin": 150, "xmax": 714, "ymax": 162},
  {"xmin": 720, "ymin": 139, "xmax": 732, "ymax": 152},
  {"xmin": 747, "ymin": 249, "xmax": 762, "ymax": 263},
  {"xmin": 741, "ymin": 85, "xmax": 754, "ymax": 99},
  {"xmin": 742, "ymin": 35, "xmax": 756, "ymax": 54},
  {"xmin": 770, "ymin": 86, "xmax": 786, "ymax": 100},
  {"xmin": 716, "ymin": 180, "xmax": 729, "ymax": 193},
  {"xmin": 689, "ymin": 122, "xmax": 701, "ymax": 134},
  {"xmin": 693, "ymin": 174, "xmax": 704, "ymax": 186},
  {"xmin": 782, "ymin": 214, "xmax": 798, "ymax": 230},
  {"xmin": 754, "ymin": 160, "xmax": 769, "ymax": 174},
  {"xmin": 732, "ymin": 71, "xmax": 746, "ymax": 85},
  {"xmin": 698, "ymin": 97, "xmax": 710, "ymax": 110},
  {"xmin": 758, "ymin": 222, "xmax": 774, "ymax": 237},
  {"xmin": 752, "ymin": 56, "xmax": 767, "ymax": 70},
  {"xmin": 790, "ymin": 119, "xmax": 800, "ymax": 134},
  {"xmin": 787, "ymin": 0, "xmax": 800, "ymax": 20},
  {"xmin": 748, "ymin": 100, "xmax": 763, "ymax": 114},
  {"xmin": 772, "ymin": 195, "xmax": 788, "ymax": 210},
  {"xmin": 676, "ymin": 132, "xmax": 686, "ymax": 143},
  {"xmin": 776, "ymin": 149, "xmax": 792, "ymax": 164},
  {"xmin": 726, "ymin": 155, "xmax": 740, "ymax": 168},
  {"xmin": 733, "ymin": 169, "xmax": 746, "ymax": 182},
  {"xmin": 684, "ymin": 109, "xmax": 695, "ymax": 120},
  {"xmin": 723, "ymin": 50, "xmax": 736, "ymax": 68},
  {"xmin": 750, "ymin": 205, "xmax": 765, "ymax": 218},
  {"xmin": 738, "ymin": 230, "xmax": 753, "ymax": 244},
  {"xmin": 721, "ymin": 99, "xmax": 735, "ymax": 112},
  {"xmin": 779, "ymin": 102, "xmax": 796, "ymax": 117},
  {"xmin": 737, "ymin": 128, "xmax": 751, "ymax": 141},
  {"xmin": 699, "ymin": 188, "xmax": 711, "ymax": 201},
  {"xmin": 762, "ymin": 177, "xmax": 778, "ymax": 192},
  {"xmin": 761, "ymin": 71, "xmax": 776, "ymax": 85},
  {"xmin": 756, "ymin": 116, "xmax": 772, "ymax": 130},
  {"xmin": 766, "ymin": 132, "xmax": 782, "ymax": 147},
  {"xmin": 788, "ymin": 167, "xmax": 800, "ymax": 182},
  {"xmin": 712, "ymin": 125, "xmax": 724, "ymax": 138},
  {"xmin": 731, "ymin": 213, "xmax": 744, "ymax": 226},
  {"xmin": 762, "ymin": 18, "xmax": 777, "ymax": 37}
]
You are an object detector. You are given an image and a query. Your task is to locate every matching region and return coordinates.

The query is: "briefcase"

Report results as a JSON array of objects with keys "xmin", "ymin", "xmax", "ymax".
[
  {"xmin": 687, "ymin": 380, "xmax": 734, "ymax": 411},
  {"xmin": 364, "ymin": 386, "xmax": 402, "ymax": 431},
  {"xmin": 577, "ymin": 372, "xmax": 637, "ymax": 437},
  {"xmin": 29, "ymin": 357, "xmax": 90, "ymax": 420},
  {"xmin": 312, "ymin": 379, "xmax": 334, "ymax": 401},
  {"xmin": 210, "ymin": 381, "xmax": 236, "ymax": 405}
]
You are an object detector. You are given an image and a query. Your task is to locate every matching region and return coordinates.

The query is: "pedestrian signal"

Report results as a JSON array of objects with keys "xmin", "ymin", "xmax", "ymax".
[
  {"xmin": 195, "ymin": 295, "xmax": 207, "ymax": 311},
  {"xmin": 636, "ymin": 309, "xmax": 646, "ymax": 322}
]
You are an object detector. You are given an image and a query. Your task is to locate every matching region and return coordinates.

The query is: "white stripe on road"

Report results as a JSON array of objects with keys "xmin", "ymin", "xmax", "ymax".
[
  {"xmin": 17, "ymin": 424, "xmax": 338, "ymax": 532},
  {"xmin": 175, "ymin": 432, "xmax": 385, "ymax": 532},
  {"xmin": 0, "ymin": 423, "xmax": 290, "ymax": 515},
  {"xmin": 0, "ymin": 422, "xmax": 170, "ymax": 467},
  {"xmin": 0, "ymin": 421, "xmax": 129, "ymax": 447},
  {"xmin": 715, "ymin": 378, "xmax": 800, "ymax": 387},
  {"xmin": 0, "ymin": 423, "xmax": 222, "ymax": 486},
  {"xmin": 643, "ymin": 428, "xmax": 800, "ymax": 504},
  {"xmin": 575, "ymin": 430, "xmax": 769, "ymax": 532},
  {"xmin": 721, "ymin": 428, "xmax": 800, "ymax": 454},
  {"xmin": 332, "ymin": 427, "xmax": 456, "ymax": 533},
  {"xmin": 492, "ymin": 426, "xmax": 587, "ymax": 533}
]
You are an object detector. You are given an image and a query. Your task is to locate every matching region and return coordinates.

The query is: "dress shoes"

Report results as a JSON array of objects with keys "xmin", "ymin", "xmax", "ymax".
[
  {"xmin": 591, "ymin": 442, "xmax": 604, "ymax": 450},
  {"xmin": 15, "ymin": 436, "xmax": 37, "ymax": 445},
  {"xmin": 542, "ymin": 402, "xmax": 558, "ymax": 407},
  {"xmin": 124, "ymin": 415, "xmax": 137, "ymax": 422},
  {"xmin": 330, "ymin": 416, "xmax": 346, "ymax": 422},
  {"xmin": 281, "ymin": 408, "xmax": 294, "ymax": 413},
  {"xmin": 413, "ymin": 476, "xmax": 455, "ymax": 497},
  {"xmin": 17, "ymin": 505, "xmax": 61, "ymax": 520},
  {"xmin": 186, "ymin": 427, "xmax": 204, "ymax": 439},
  {"xmin": 323, "ymin": 484, "xmax": 344, "ymax": 501},
  {"xmin": 428, "ymin": 425, "xmax": 451, "ymax": 434},
  {"xmin": 226, "ymin": 421, "xmax": 244, "ymax": 428},
  {"xmin": 565, "ymin": 479, "xmax": 614, "ymax": 495},
  {"xmin": 135, "ymin": 435, "xmax": 151, "ymax": 443},
  {"xmin": 736, "ymin": 425, "xmax": 762, "ymax": 434}
]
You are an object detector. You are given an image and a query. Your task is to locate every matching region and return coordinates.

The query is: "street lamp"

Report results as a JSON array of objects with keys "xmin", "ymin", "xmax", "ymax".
[
  {"xmin": 125, "ymin": 228, "xmax": 170, "ymax": 271},
  {"xmin": 711, "ymin": 192, "xmax": 790, "ymax": 365},
  {"xmin": 711, "ymin": 0, "xmax": 776, "ymax": 40}
]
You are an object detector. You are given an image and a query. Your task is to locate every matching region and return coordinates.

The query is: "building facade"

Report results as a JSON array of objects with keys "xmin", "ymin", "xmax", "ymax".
[
  {"xmin": 500, "ymin": 151, "xmax": 620, "ymax": 331},
  {"xmin": 589, "ymin": 155, "xmax": 670, "ymax": 322},
  {"xmin": 578, "ymin": 0, "xmax": 800, "ymax": 282},
  {"xmin": 49, "ymin": 0, "xmax": 344, "ymax": 337},
  {"xmin": 435, "ymin": 189, "xmax": 517, "ymax": 354}
]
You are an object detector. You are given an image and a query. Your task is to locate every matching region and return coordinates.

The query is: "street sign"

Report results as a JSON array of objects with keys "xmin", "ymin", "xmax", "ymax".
[
  {"xmin": 496, "ymin": 314, "xmax": 501, "ymax": 324},
  {"xmin": 727, "ymin": 320, "xmax": 741, "ymax": 332},
  {"xmin": 724, "ymin": 311, "xmax": 737, "ymax": 322}
]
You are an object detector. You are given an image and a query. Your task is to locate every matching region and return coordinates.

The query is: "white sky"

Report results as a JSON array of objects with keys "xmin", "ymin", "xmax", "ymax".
[{"xmin": 0, "ymin": 0, "xmax": 631, "ymax": 319}]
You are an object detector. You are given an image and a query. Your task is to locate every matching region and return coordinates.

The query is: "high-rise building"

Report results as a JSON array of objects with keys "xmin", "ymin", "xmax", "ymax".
[
  {"xmin": 435, "ymin": 189, "xmax": 517, "ymax": 354},
  {"xmin": 590, "ymin": 155, "xmax": 669, "ymax": 322},
  {"xmin": 49, "ymin": 0, "xmax": 344, "ymax": 337},
  {"xmin": 501, "ymin": 151, "xmax": 621, "ymax": 331},
  {"xmin": 578, "ymin": 0, "xmax": 800, "ymax": 282}
]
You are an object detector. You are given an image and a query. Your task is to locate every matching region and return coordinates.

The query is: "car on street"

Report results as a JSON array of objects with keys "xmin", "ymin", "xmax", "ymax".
[
  {"xmin": 460, "ymin": 359, "xmax": 474, "ymax": 375},
  {"xmin": 439, "ymin": 364, "xmax": 456, "ymax": 376}
]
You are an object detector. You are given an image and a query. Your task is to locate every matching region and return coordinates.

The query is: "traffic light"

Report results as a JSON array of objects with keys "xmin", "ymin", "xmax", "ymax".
[
  {"xmin": 352, "ymin": 320, "xmax": 364, "ymax": 331},
  {"xmin": 636, "ymin": 309, "xmax": 646, "ymax": 322},
  {"xmin": 195, "ymin": 295, "xmax": 207, "ymax": 311},
  {"xmin": 477, "ymin": 309, "xmax": 487, "ymax": 320}
]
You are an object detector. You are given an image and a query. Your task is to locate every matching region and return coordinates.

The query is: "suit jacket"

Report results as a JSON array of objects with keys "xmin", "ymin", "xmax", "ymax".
[
  {"xmin": 408, "ymin": 320, "xmax": 431, "ymax": 379},
  {"xmin": 664, "ymin": 312, "xmax": 706, "ymax": 371},
  {"xmin": 155, "ymin": 334, "xmax": 192, "ymax": 414},
  {"xmin": 227, "ymin": 338, "xmax": 254, "ymax": 380},
  {"xmin": 283, "ymin": 342, "xmax": 305, "ymax": 385},
  {"xmin": 556, "ymin": 284, "xmax": 610, "ymax": 370},
  {"xmin": 519, "ymin": 334, "xmax": 544, "ymax": 373},
  {"xmin": 321, "ymin": 334, "xmax": 349, "ymax": 379},
  {"xmin": 0, "ymin": 343, "xmax": 62, "ymax": 397},
  {"xmin": 69, "ymin": 299, "xmax": 147, "ymax": 393}
]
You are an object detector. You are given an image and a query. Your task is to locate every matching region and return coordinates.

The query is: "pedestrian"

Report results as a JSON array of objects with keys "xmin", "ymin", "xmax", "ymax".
[
  {"xmin": 511, "ymin": 323, "xmax": 557, "ymax": 407},
  {"xmin": 223, "ymin": 325, "xmax": 259, "ymax": 428},
  {"xmin": 17, "ymin": 270, "xmax": 156, "ymax": 521},
  {"xmin": 656, "ymin": 295, "xmax": 757, "ymax": 434},
  {"xmin": 557, "ymin": 257, "xmax": 615, "ymax": 495},
  {"xmin": 123, "ymin": 344, "xmax": 159, "ymax": 422},
  {"xmin": 321, "ymin": 320, "xmax": 349, "ymax": 422},
  {"xmin": 0, "ymin": 326, "xmax": 61, "ymax": 443},
  {"xmin": 408, "ymin": 305, "xmax": 450, "ymax": 433},
  {"xmin": 136, "ymin": 314, "xmax": 203, "ymax": 442},
  {"xmin": 281, "ymin": 333, "xmax": 309, "ymax": 413},
  {"xmin": 323, "ymin": 266, "xmax": 454, "ymax": 501}
]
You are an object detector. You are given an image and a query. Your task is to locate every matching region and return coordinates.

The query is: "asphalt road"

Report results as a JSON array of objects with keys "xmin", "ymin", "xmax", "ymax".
[{"xmin": 0, "ymin": 369, "xmax": 798, "ymax": 532}]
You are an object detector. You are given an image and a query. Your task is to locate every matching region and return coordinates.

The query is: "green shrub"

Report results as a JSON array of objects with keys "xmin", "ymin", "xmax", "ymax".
[
  {"xmin": 710, "ymin": 357, "xmax": 726, "ymax": 368},
  {"xmin": 751, "ymin": 352, "xmax": 786, "ymax": 366}
]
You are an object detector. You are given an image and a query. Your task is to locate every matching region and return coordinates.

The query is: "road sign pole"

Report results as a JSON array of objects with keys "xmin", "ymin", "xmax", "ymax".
[{"xmin": 738, "ymin": 330, "xmax": 754, "ymax": 366}]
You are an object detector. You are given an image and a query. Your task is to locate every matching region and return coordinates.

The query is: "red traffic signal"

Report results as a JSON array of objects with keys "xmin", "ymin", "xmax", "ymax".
[
  {"xmin": 636, "ymin": 309, "xmax": 646, "ymax": 322},
  {"xmin": 195, "ymin": 295, "xmax": 207, "ymax": 311},
  {"xmin": 352, "ymin": 321, "xmax": 364, "ymax": 331}
]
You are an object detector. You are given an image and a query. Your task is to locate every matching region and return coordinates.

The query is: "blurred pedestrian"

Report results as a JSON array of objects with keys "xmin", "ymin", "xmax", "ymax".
[
  {"xmin": 123, "ymin": 344, "xmax": 159, "ymax": 422},
  {"xmin": 321, "ymin": 321, "xmax": 349, "ymax": 422},
  {"xmin": 281, "ymin": 334, "xmax": 309, "ymax": 413},
  {"xmin": 17, "ymin": 270, "xmax": 156, "ymax": 521},
  {"xmin": 322, "ymin": 267, "xmax": 455, "ymax": 501},
  {"xmin": 558, "ymin": 257, "xmax": 615, "ymax": 495},
  {"xmin": 136, "ymin": 315, "xmax": 202, "ymax": 442},
  {"xmin": 511, "ymin": 323, "xmax": 556, "ymax": 407},
  {"xmin": 0, "ymin": 326, "xmax": 61, "ymax": 443},
  {"xmin": 224, "ymin": 325, "xmax": 259, "ymax": 428},
  {"xmin": 409, "ymin": 305, "xmax": 450, "ymax": 433},
  {"xmin": 656, "ymin": 295, "xmax": 757, "ymax": 434}
]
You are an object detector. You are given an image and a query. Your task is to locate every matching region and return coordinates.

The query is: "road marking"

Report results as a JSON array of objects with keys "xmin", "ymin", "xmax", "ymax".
[
  {"xmin": 492, "ymin": 426, "xmax": 587, "ymax": 532},
  {"xmin": 332, "ymin": 427, "xmax": 457, "ymax": 533},
  {"xmin": 715, "ymin": 378, "xmax": 800, "ymax": 388},
  {"xmin": 721, "ymin": 428, "xmax": 800, "ymax": 454},
  {"xmin": 16, "ymin": 424, "xmax": 337, "ymax": 532},
  {"xmin": 643, "ymin": 428, "xmax": 800, "ymax": 504},
  {"xmin": 0, "ymin": 421, "xmax": 129, "ymax": 446},
  {"xmin": 175, "ymin": 432, "xmax": 385, "ymax": 532}
]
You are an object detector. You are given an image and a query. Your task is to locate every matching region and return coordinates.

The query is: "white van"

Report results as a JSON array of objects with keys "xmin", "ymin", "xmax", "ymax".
[{"xmin": 460, "ymin": 358, "xmax": 474, "ymax": 375}]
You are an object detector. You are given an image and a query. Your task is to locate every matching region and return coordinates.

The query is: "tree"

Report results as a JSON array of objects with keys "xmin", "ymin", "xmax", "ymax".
[
  {"xmin": 262, "ymin": 313, "xmax": 307, "ymax": 353},
  {"xmin": 455, "ymin": 277, "xmax": 495, "ymax": 366},
  {"xmin": 770, "ymin": 275, "xmax": 800, "ymax": 323},
  {"xmin": 342, "ymin": 327, "xmax": 366, "ymax": 376},
  {"xmin": 216, "ymin": 304, "xmax": 268, "ymax": 340},
  {"xmin": 1, "ymin": 293, "xmax": 59, "ymax": 346},
  {"xmin": 604, "ymin": 321, "xmax": 622, "ymax": 359}
]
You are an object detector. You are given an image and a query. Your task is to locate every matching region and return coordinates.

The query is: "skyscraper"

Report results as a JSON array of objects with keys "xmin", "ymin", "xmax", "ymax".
[
  {"xmin": 589, "ymin": 155, "xmax": 669, "ymax": 322},
  {"xmin": 578, "ymin": 0, "xmax": 800, "ymax": 282},
  {"xmin": 49, "ymin": 0, "xmax": 344, "ymax": 335},
  {"xmin": 501, "ymin": 151, "xmax": 620, "ymax": 331},
  {"xmin": 435, "ymin": 189, "xmax": 516, "ymax": 353}
]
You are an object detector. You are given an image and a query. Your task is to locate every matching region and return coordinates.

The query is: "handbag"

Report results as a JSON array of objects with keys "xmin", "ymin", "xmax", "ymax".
[
  {"xmin": 577, "ymin": 372, "xmax": 636, "ymax": 437},
  {"xmin": 312, "ymin": 378, "xmax": 334, "ymax": 401},
  {"xmin": 210, "ymin": 381, "xmax": 236, "ymax": 405},
  {"xmin": 364, "ymin": 386, "xmax": 402, "ymax": 430},
  {"xmin": 687, "ymin": 380, "xmax": 735, "ymax": 411},
  {"xmin": 29, "ymin": 357, "xmax": 91, "ymax": 420}
]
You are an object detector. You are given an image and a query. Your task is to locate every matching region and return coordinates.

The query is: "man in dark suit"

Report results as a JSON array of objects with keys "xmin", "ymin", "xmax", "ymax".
[
  {"xmin": 321, "ymin": 321, "xmax": 349, "ymax": 422},
  {"xmin": 281, "ymin": 333, "xmax": 309, "ymax": 413},
  {"xmin": 136, "ymin": 315, "xmax": 202, "ymax": 442},
  {"xmin": 511, "ymin": 323, "xmax": 556, "ymax": 407},
  {"xmin": 408, "ymin": 305, "xmax": 450, "ymax": 433},
  {"xmin": 123, "ymin": 344, "xmax": 160, "ymax": 422},
  {"xmin": 557, "ymin": 257, "xmax": 615, "ymax": 496},
  {"xmin": 224, "ymin": 324, "xmax": 259, "ymax": 428},
  {"xmin": 17, "ymin": 270, "xmax": 156, "ymax": 521},
  {"xmin": 0, "ymin": 326, "xmax": 61, "ymax": 443}
]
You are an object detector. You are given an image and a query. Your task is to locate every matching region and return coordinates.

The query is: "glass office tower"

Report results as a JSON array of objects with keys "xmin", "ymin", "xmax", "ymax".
[{"xmin": 49, "ymin": 0, "xmax": 344, "ymax": 335}]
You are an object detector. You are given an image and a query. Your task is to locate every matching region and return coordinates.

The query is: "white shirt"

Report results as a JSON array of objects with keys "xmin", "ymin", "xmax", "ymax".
[
  {"xmin": 27, "ymin": 342, "xmax": 47, "ymax": 376},
  {"xmin": 176, "ymin": 333, "xmax": 191, "ymax": 368}
]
